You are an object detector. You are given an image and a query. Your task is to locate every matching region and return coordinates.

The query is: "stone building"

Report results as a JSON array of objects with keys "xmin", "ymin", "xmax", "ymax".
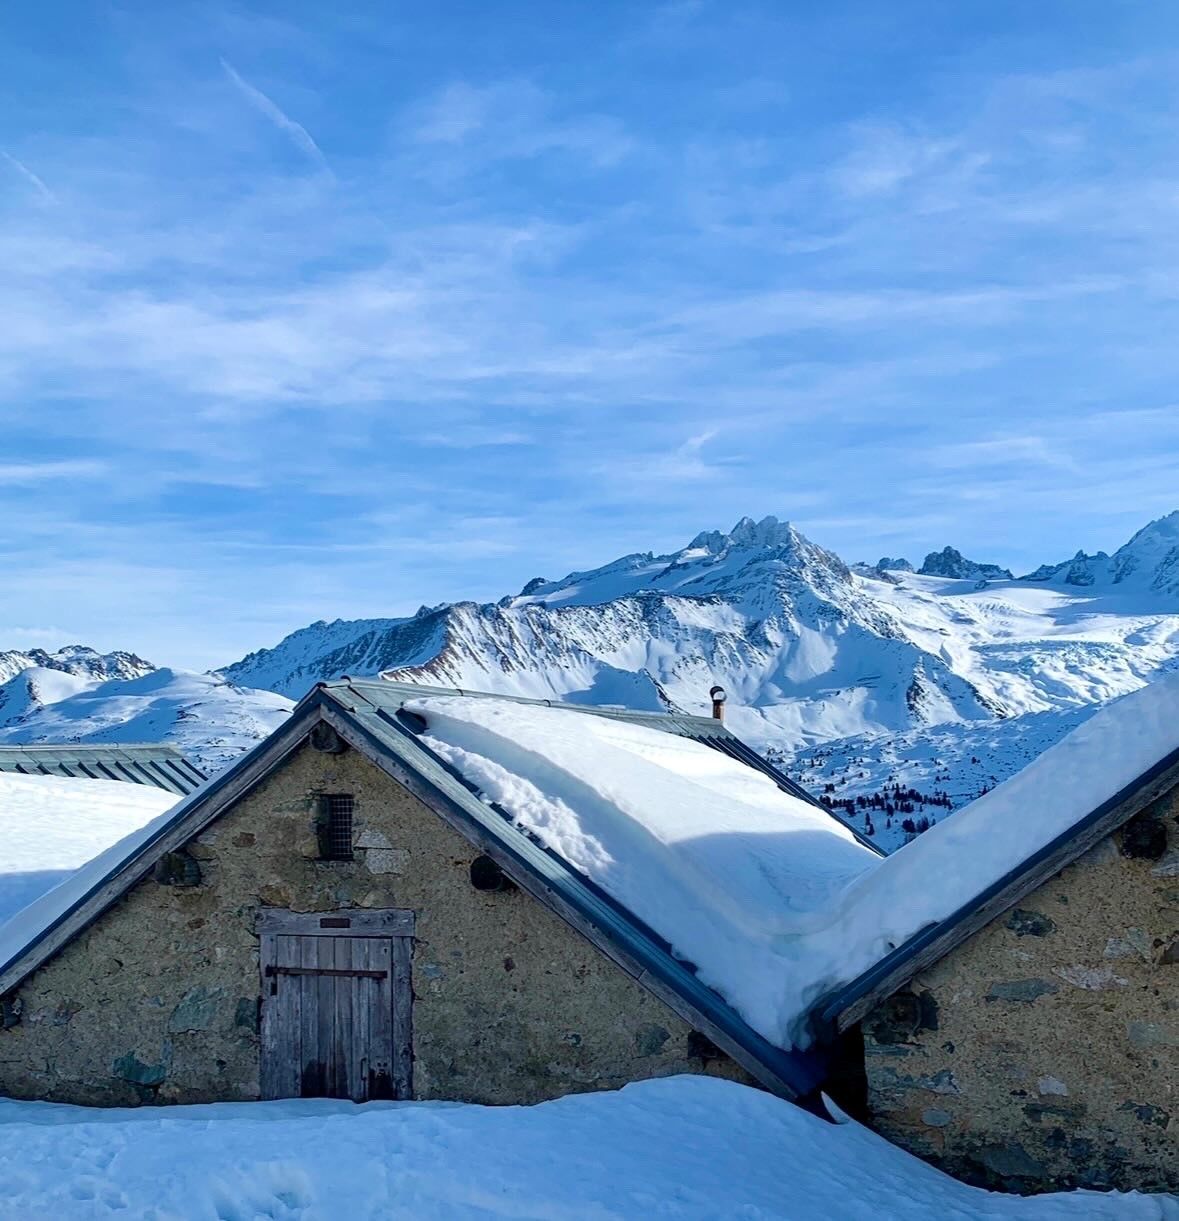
[
  {"xmin": 1, "ymin": 674, "xmax": 1174, "ymax": 1200},
  {"xmin": 815, "ymin": 723, "xmax": 1179, "ymax": 1194},
  {"xmin": 0, "ymin": 679, "xmax": 858, "ymax": 1109}
]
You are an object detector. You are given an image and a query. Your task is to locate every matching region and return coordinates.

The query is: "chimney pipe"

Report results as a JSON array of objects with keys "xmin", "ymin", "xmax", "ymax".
[{"xmin": 709, "ymin": 685, "xmax": 727, "ymax": 722}]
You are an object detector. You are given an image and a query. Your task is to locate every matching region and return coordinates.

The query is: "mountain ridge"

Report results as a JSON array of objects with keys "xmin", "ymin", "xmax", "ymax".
[
  {"xmin": 218, "ymin": 512, "xmax": 1179, "ymax": 757},
  {"xmin": 9, "ymin": 511, "xmax": 1179, "ymax": 849}
]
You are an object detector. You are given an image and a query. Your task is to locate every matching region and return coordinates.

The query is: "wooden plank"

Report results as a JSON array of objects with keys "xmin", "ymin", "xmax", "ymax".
[
  {"xmin": 258, "ymin": 932, "xmax": 278, "ymax": 1100},
  {"xmin": 335, "ymin": 937, "xmax": 356, "ymax": 1103},
  {"xmin": 353, "ymin": 938, "xmax": 372, "ymax": 1103},
  {"xmin": 255, "ymin": 908, "xmax": 415, "ymax": 938},
  {"xmin": 298, "ymin": 935, "xmax": 322, "ymax": 1098},
  {"xmin": 368, "ymin": 939, "xmax": 395, "ymax": 1100},
  {"xmin": 316, "ymin": 936, "xmax": 336, "ymax": 1098},
  {"xmin": 818, "ymin": 756, "xmax": 1179, "ymax": 1037},
  {"xmin": 391, "ymin": 934, "xmax": 413, "ymax": 1099},
  {"xmin": 267, "ymin": 965, "xmax": 388, "ymax": 980},
  {"xmin": 269, "ymin": 934, "xmax": 302, "ymax": 1099}
]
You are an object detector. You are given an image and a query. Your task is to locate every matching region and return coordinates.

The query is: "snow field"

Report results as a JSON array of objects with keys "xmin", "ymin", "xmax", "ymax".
[{"xmin": 0, "ymin": 1076, "xmax": 1170, "ymax": 1220}]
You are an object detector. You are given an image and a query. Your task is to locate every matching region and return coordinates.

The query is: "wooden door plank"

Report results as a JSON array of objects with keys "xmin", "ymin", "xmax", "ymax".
[
  {"xmin": 258, "ymin": 932, "xmax": 278, "ymax": 1100},
  {"xmin": 273, "ymin": 934, "xmax": 303, "ymax": 1099},
  {"xmin": 331, "ymin": 937, "xmax": 351, "ymax": 1103},
  {"xmin": 368, "ymin": 939, "xmax": 395, "ymax": 1100},
  {"xmin": 298, "ymin": 935, "xmax": 323, "ymax": 1097},
  {"xmin": 317, "ymin": 935, "xmax": 337, "ymax": 1098},
  {"xmin": 354, "ymin": 938, "xmax": 372, "ymax": 1103},
  {"xmin": 391, "ymin": 935, "xmax": 413, "ymax": 1099}
]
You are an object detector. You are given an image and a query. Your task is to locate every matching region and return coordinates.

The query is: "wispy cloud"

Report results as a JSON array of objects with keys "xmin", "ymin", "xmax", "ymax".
[
  {"xmin": 2, "ymin": 9, "xmax": 1179, "ymax": 664},
  {"xmin": 0, "ymin": 460, "xmax": 107, "ymax": 484},
  {"xmin": 410, "ymin": 80, "xmax": 633, "ymax": 168},
  {"xmin": 1, "ymin": 151, "xmax": 55, "ymax": 203},
  {"xmin": 219, "ymin": 58, "xmax": 327, "ymax": 169}
]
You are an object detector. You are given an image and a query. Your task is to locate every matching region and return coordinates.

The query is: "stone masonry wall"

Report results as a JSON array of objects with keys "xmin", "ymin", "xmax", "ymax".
[
  {"xmin": 0, "ymin": 739, "xmax": 751, "ymax": 1106},
  {"xmin": 862, "ymin": 789, "xmax": 1179, "ymax": 1193}
]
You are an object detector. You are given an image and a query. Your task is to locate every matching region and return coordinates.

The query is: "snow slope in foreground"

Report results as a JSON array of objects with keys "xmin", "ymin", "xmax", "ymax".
[
  {"xmin": 0, "ymin": 772, "xmax": 176, "ymax": 925},
  {"xmin": 0, "ymin": 1077, "xmax": 1169, "ymax": 1220}
]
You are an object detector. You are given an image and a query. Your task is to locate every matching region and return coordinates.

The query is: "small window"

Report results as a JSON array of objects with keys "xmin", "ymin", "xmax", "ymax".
[{"xmin": 317, "ymin": 793, "xmax": 354, "ymax": 860}]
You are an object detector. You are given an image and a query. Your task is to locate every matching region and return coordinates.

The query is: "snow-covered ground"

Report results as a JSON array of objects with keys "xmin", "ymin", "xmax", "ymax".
[
  {"xmin": 0, "ymin": 771, "xmax": 176, "ymax": 925},
  {"xmin": 786, "ymin": 706, "xmax": 1095, "ymax": 852},
  {"xmin": 0, "ymin": 1077, "xmax": 1169, "ymax": 1220}
]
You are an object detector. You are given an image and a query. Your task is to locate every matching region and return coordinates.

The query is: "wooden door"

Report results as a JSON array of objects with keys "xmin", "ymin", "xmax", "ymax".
[{"xmin": 257, "ymin": 909, "xmax": 414, "ymax": 1102}]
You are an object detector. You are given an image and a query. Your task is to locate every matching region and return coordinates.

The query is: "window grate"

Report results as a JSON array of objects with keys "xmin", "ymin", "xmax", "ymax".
[{"xmin": 319, "ymin": 793, "xmax": 354, "ymax": 860}]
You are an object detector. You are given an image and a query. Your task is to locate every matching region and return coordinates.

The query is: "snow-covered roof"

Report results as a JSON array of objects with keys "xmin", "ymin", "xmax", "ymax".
[
  {"xmin": 408, "ymin": 673, "xmax": 1179, "ymax": 1048},
  {"xmin": 815, "ymin": 671, "xmax": 1179, "ymax": 1032},
  {"xmin": 0, "ymin": 771, "xmax": 178, "ymax": 949},
  {"xmin": 3, "ymin": 675, "xmax": 1176, "ymax": 1096},
  {"xmin": 410, "ymin": 695, "xmax": 880, "ymax": 1048}
]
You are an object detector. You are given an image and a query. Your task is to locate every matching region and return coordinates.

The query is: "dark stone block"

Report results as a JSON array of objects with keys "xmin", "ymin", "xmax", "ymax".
[
  {"xmin": 112, "ymin": 1050, "xmax": 169, "ymax": 1087},
  {"xmin": 986, "ymin": 978, "xmax": 1059, "ymax": 1003},
  {"xmin": 1005, "ymin": 908, "xmax": 1056, "ymax": 937},
  {"xmin": 1118, "ymin": 1101, "xmax": 1171, "ymax": 1128},
  {"xmin": 1120, "ymin": 814, "xmax": 1168, "ymax": 861},
  {"xmin": 634, "ymin": 1024, "xmax": 670, "ymax": 1056},
  {"xmin": 979, "ymin": 1140, "xmax": 1047, "ymax": 1181}
]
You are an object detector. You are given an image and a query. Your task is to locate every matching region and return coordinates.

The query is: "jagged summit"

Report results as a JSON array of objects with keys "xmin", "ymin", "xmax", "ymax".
[
  {"xmin": 218, "ymin": 511, "xmax": 1179, "ymax": 746},
  {"xmin": 1021, "ymin": 511, "xmax": 1179, "ymax": 593},
  {"xmin": 918, "ymin": 547, "xmax": 1014, "ymax": 582},
  {"xmin": 0, "ymin": 645, "xmax": 154, "ymax": 687},
  {"xmin": 877, "ymin": 557, "xmax": 914, "ymax": 573},
  {"xmin": 687, "ymin": 515, "xmax": 804, "ymax": 555}
]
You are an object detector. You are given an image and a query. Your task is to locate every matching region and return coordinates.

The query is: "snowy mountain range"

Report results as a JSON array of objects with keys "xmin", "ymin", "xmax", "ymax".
[
  {"xmin": 223, "ymin": 510, "xmax": 1179, "ymax": 734},
  {"xmin": 7, "ymin": 513, "xmax": 1179, "ymax": 847},
  {"xmin": 0, "ymin": 648, "xmax": 291, "ymax": 774}
]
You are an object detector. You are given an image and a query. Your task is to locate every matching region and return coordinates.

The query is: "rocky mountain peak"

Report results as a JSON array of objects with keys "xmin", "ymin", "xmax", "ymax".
[
  {"xmin": 918, "ymin": 547, "xmax": 1013, "ymax": 582},
  {"xmin": 688, "ymin": 515, "xmax": 802, "ymax": 555}
]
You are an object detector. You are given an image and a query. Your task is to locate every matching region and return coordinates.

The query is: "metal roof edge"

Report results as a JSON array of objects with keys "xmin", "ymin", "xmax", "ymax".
[{"xmin": 331, "ymin": 677, "xmax": 730, "ymax": 733}]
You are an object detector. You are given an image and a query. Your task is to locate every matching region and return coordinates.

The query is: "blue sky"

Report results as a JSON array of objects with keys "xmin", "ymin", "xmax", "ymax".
[{"xmin": 4, "ymin": 2, "xmax": 1179, "ymax": 669}]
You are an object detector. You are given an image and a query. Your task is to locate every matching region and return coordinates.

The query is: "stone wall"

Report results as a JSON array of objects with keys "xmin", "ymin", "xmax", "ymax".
[
  {"xmin": 0, "ymin": 740, "xmax": 751, "ymax": 1106},
  {"xmin": 862, "ymin": 790, "xmax": 1179, "ymax": 1193}
]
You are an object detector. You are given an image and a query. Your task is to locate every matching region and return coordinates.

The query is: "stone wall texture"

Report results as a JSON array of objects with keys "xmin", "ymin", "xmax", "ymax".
[
  {"xmin": 862, "ymin": 789, "xmax": 1179, "ymax": 1193},
  {"xmin": 0, "ymin": 740, "xmax": 750, "ymax": 1106}
]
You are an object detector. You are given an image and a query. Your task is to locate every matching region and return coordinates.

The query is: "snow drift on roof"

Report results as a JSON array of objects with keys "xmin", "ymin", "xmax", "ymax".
[
  {"xmin": 810, "ymin": 669, "xmax": 1179, "ymax": 997},
  {"xmin": 0, "ymin": 774, "xmax": 179, "ymax": 977},
  {"xmin": 408, "ymin": 695, "xmax": 880, "ymax": 1047},
  {"xmin": 412, "ymin": 675, "xmax": 1179, "ymax": 1049}
]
